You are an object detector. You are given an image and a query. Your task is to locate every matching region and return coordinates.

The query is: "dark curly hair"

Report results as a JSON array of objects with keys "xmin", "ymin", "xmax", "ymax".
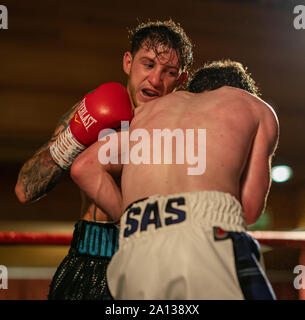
[
  {"xmin": 128, "ymin": 19, "xmax": 193, "ymax": 72},
  {"xmin": 188, "ymin": 60, "xmax": 260, "ymax": 96}
]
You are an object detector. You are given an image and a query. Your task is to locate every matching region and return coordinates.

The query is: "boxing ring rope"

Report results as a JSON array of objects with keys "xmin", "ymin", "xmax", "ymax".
[
  {"xmin": 1, "ymin": 230, "xmax": 305, "ymax": 300},
  {"xmin": 248, "ymin": 231, "xmax": 305, "ymax": 249},
  {"xmin": 0, "ymin": 231, "xmax": 72, "ymax": 245},
  {"xmin": 1, "ymin": 230, "xmax": 305, "ymax": 247}
]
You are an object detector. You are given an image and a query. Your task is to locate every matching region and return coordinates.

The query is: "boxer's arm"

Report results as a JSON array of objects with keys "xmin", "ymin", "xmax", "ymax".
[
  {"xmin": 71, "ymin": 133, "xmax": 123, "ymax": 221},
  {"xmin": 15, "ymin": 102, "xmax": 80, "ymax": 203},
  {"xmin": 15, "ymin": 83, "xmax": 132, "ymax": 204},
  {"xmin": 241, "ymin": 109, "xmax": 279, "ymax": 225}
]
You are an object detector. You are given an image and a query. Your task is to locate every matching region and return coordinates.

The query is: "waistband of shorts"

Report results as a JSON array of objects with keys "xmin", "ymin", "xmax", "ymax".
[
  {"xmin": 124, "ymin": 197, "xmax": 149, "ymax": 212},
  {"xmin": 124, "ymin": 190, "xmax": 246, "ymax": 233},
  {"xmin": 70, "ymin": 220, "xmax": 119, "ymax": 258}
]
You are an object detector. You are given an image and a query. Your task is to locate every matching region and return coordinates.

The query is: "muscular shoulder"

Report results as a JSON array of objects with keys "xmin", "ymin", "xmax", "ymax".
[
  {"xmin": 215, "ymin": 86, "xmax": 256, "ymax": 105},
  {"xmin": 230, "ymin": 87, "xmax": 280, "ymax": 155},
  {"xmin": 216, "ymin": 86, "xmax": 277, "ymax": 120},
  {"xmin": 256, "ymin": 98, "xmax": 279, "ymax": 155},
  {"xmin": 138, "ymin": 91, "xmax": 192, "ymax": 114},
  {"xmin": 155, "ymin": 90, "xmax": 192, "ymax": 105}
]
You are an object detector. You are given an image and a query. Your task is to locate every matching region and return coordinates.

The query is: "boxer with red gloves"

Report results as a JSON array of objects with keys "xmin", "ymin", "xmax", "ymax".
[{"xmin": 15, "ymin": 20, "xmax": 193, "ymax": 300}]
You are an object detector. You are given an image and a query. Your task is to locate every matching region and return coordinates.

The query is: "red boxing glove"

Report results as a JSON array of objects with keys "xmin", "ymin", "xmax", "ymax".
[
  {"xmin": 71, "ymin": 82, "xmax": 133, "ymax": 146},
  {"xmin": 50, "ymin": 82, "xmax": 133, "ymax": 169}
]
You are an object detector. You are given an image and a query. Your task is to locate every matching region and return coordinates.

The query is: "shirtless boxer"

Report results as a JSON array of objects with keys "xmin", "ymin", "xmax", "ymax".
[
  {"xmin": 72, "ymin": 60, "xmax": 279, "ymax": 299},
  {"xmin": 14, "ymin": 20, "xmax": 193, "ymax": 300}
]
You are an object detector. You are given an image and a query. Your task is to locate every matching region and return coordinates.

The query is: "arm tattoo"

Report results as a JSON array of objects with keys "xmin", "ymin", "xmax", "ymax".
[
  {"xmin": 18, "ymin": 146, "xmax": 63, "ymax": 202},
  {"xmin": 16, "ymin": 101, "xmax": 81, "ymax": 202}
]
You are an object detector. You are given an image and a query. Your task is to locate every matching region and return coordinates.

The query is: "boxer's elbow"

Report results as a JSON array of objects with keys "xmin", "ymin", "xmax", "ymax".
[
  {"xmin": 241, "ymin": 172, "xmax": 271, "ymax": 226},
  {"xmin": 242, "ymin": 184, "xmax": 269, "ymax": 226},
  {"xmin": 243, "ymin": 199, "xmax": 265, "ymax": 226},
  {"xmin": 70, "ymin": 156, "xmax": 86, "ymax": 186},
  {"xmin": 14, "ymin": 182, "xmax": 28, "ymax": 204}
]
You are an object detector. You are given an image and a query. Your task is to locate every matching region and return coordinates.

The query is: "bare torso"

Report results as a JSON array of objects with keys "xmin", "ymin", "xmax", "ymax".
[
  {"xmin": 81, "ymin": 194, "xmax": 110, "ymax": 221},
  {"xmin": 121, "ymin": 86, "xmax": 276, "ymax": 223}
]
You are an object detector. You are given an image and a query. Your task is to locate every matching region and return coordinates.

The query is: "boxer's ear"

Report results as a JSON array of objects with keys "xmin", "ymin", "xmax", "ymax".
[
  {"xmin": 177, "ymin": 72, "xmax": 188, "ymax": 86},
  {"xmin": 123, "ymin": 51, "xmax": 133, "ymax": 76}
]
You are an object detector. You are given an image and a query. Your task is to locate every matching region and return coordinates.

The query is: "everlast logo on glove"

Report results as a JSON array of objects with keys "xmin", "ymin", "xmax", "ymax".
[{"xmin": 77, "ymin": 99, "xmax": 98, "ymax": 131}]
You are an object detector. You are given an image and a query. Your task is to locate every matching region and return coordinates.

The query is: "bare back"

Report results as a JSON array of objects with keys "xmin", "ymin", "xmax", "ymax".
[{"xmin": 121, "ymin": 86, "xmax": 278, "ymax": 224}]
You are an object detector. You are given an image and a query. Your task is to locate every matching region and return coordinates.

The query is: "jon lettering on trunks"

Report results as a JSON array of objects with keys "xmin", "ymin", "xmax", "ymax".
[{"xmin": 78, "ymin": 223, "xmax": 119, "ymax": 257}]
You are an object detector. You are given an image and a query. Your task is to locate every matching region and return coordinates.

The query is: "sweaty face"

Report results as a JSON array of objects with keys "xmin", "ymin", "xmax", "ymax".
[{"xmin": 123, "ymin": 45, "xmax": 182, "ymax": 108}]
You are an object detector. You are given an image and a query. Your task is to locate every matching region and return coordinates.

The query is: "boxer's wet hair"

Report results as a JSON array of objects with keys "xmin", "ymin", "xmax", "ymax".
[
  {"xmin": 188, "ymin": 60, "xmax": 260, "ymax": 96},
  {"xmin": 128, "ymin": 19, "xmax": 193, "ymax": 72}
]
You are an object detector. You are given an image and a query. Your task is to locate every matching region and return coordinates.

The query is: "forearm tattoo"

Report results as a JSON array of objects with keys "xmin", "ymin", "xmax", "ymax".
[
  {"xmin": 17, "ymin": 102, "xmax": 81, "ymax": 202},
  {"xmin": 18, "ymin": 146, "xmax": 63, "ymax": 202}
]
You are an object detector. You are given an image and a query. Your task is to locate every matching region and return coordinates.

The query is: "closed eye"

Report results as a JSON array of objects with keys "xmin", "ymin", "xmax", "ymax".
[
  {"xmin": 168, "ymin": 70, "xmax": 178, "ymax": 77},
  {"xmin": 144, "ymin": 63, "xmax": 154, "ymax": 69}
]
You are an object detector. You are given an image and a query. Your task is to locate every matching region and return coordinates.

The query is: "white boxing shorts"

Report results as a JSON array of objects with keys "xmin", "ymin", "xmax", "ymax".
[{"xmin": 107, "ymin": 191, "xmax": 276, "ymax": 300}]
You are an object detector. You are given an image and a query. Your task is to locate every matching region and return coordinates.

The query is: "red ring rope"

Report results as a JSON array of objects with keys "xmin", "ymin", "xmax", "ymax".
[
  {"xmin": 0, "ymin": 231, "xmax": 72, "ymax": 245},
  {"xmin": 248, "ymin": 231, "xmax": 305, "ymax": 248},
  {"xmin": 0, "ymin": 231, "xmax": 305, "ymax": 247}
]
